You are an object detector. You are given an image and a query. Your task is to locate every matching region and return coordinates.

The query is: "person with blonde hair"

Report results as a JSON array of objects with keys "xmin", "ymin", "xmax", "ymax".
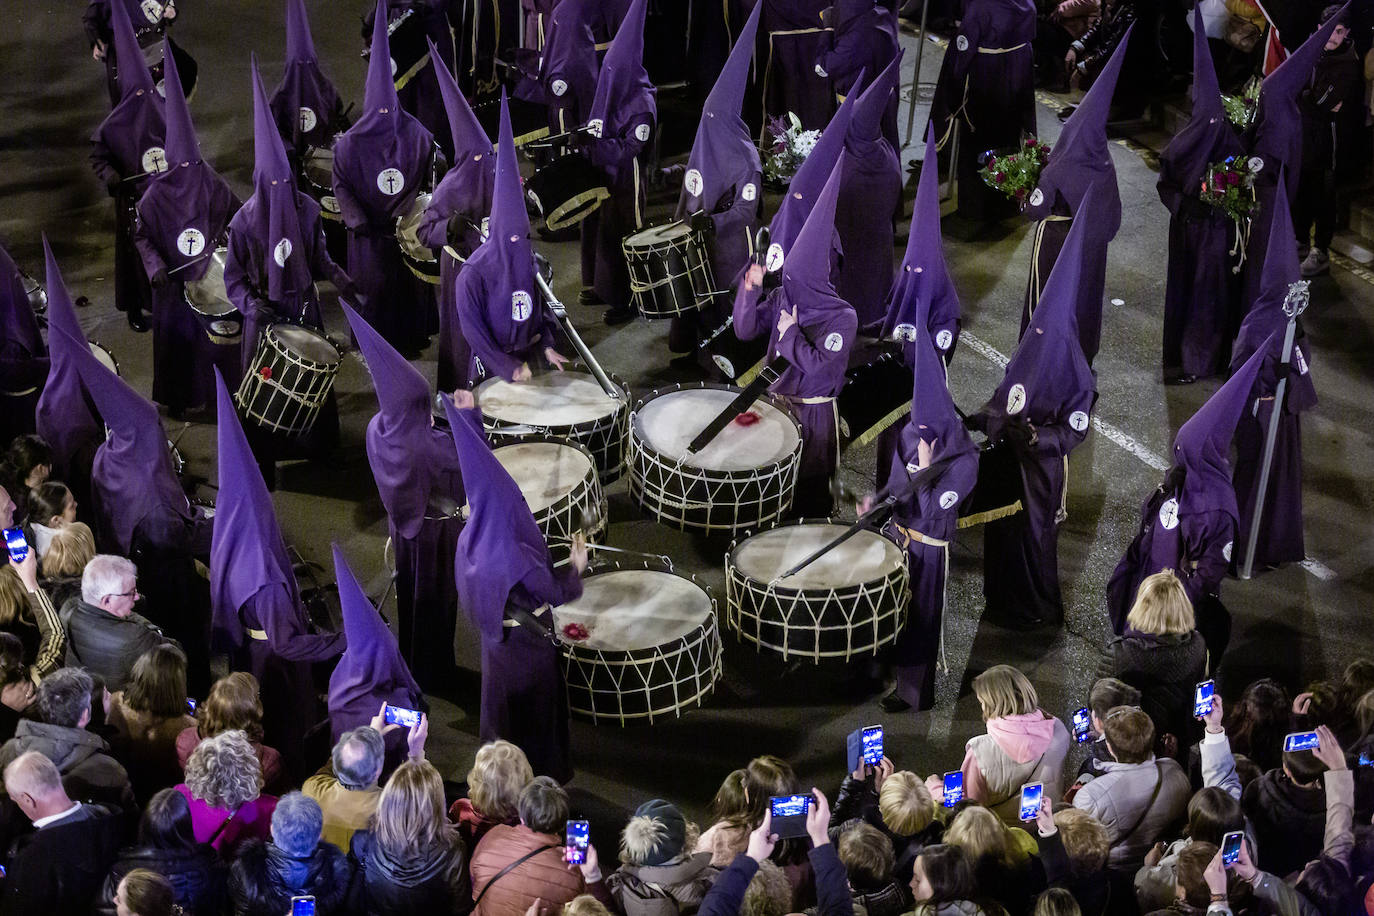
[
  {"xmin": 944, "ymin": 805, "xmax": 1040, "ymax": 914},
  {"xmin": 929, "ymin": 665, "xmax": 1069, "ymax": 823},
  {"xmin": 450, "ymin": 738, "xmax": 535, "ymax": 849},
  {"xmin": 351, "ymin": 759, "xmax": 472, "ymax": 914},
  {"xmin": 830, "ymin": 762, "xmax": 939, "ymax": 886},
  {"xmin": 38, "ymin": 520, "xmax": 95, "ymax": 609},
  {"xmin": 697, "ymin": 756, "xmax": 800, "ymax": 867},
  {"xmin": 1098, "ymin": 569, "xmax": 1207, "ymax": 753},
  {"xmin": 608, "ymin": 798, "xmax": 716, "ymax": 916},
  {"xmin": 105, "ymin": 643, "xmax": 197, "ymax": 802},
  {"xmin": 175, "ymin": 672, "xmax": 286, "ymax": 792},
  {"xmin": 174, "ymin": 729, "xmax": 278, "ymax": 855},
  {"xmin": 0, "ymin": 539, "xmax": 64, "ymax": 680}
]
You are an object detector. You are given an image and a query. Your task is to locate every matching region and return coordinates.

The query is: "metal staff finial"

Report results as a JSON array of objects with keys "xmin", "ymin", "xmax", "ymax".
[{"xmin": 1283, "ymin": 279, "xmax": 1310, "ymax": 318}]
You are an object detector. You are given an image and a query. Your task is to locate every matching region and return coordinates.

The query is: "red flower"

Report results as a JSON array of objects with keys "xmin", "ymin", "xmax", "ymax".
[
  {"xmin": 259, "ymin": 366, "xmax": 272, "ymax": 381},
  {"xmin": 995, "ymin": 172, "xmax": 1007, "ymax": 184},
  {"xmin": 1025, "ymin": 137, "xmax": 1038, "ymax": 148},
  {"xmin": 734, "ymin": 410, "xmax": 761, "ymax": 427},
  {"xmin": 562, "ymin": 622, "xmax": 589, "ymax": 641},
  {"xmin": 1014, "ymin": 188, "xmax": 1027, "ymax": 200}
]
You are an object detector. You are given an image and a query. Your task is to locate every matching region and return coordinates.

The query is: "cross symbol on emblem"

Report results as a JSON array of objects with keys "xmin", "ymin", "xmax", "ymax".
[
  {"xmin": 1007, "ymin": 388, "xmax": 1025, "ymax": 413},
  {"xmin": 149, "ymin": 150, "xmax": 164, "ymax": 172}
]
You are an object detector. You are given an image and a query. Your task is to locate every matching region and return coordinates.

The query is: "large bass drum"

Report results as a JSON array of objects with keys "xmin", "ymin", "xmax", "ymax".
[
  {"xmin": 235, "ymin": 324, "xmax": 341, "ymax": 436},
  {"xmin": 554, "ymin": 559, "xmax": 722, "ymax": 724},
  {"xmin": 839, "ymin": 343, "xmax": 914, "ymax": 450},
  {"xmin": 622, "ymin": 221, "xmax": 717, "ymax": 319},
  {"xmin": 628, "ymin": 383, "xmax": 801, "ymax": 534},
  {"xmin": 490, "ymin": 438, "xmax": 608, "ymax": 558},
  {"xmin": 474, "ymin": 372, "xmax": 630, "ymax": 483},
  {"xmin": 725, "ymin": 521, "xmax": 909, "ymax": 662}
]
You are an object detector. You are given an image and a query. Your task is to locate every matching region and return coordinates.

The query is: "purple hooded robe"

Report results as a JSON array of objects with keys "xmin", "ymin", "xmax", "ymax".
[
  {"xmin": 929, "ymin": 0, "xmax": 1036, "ymax": 224},
  {"xmin": 1230, "ymin": 178, "xmax": 1315, "ymax": 570},
  {"xmin": 1157, "ymin": 21, "xmax": 1245, "ymax": 380},
  {"xmin": 90, "ymin": 0, "xmax": 166, "ymax": 326},
  {"xmin": 760, "ymin": 0, "xmax": 835, "ymax": 131},
  {"xmin": 836, "ymin": 51, "xmax": 904, "ymax": 328},
  {"xmin": 328, "ymin": 544, "xmax": 425, "ymax": 772},
  {"xmin": 134, "ymin": 42, "xmax": 242, "ymax": 411},
  {"xmin": 83, "ymin": 0, "xmax": 196, "ymax": 105},
  {"xmin": 538, "ymin": 0, "xmax": 629, "ymax": 132},
  {"xmin": 360, "ymin": 0, "xmax": 457, "ymax": 161},
  {"xmin": 210, "ymin": 370, "xmax": 344, "ymax": 772},
  {"xmin": 420, "ymin": 43, "xmax": 497, "ymax": 392},
  {"xmin": 578, "ymin": 0, "xmax": 656, "ymax": 309},
  {"xmin": 0, "ymin": 246, "xmax": 48, "ymax": 447},
  {"xmin": 445, "ymin": 399, "xmax": 582, "ymax": 783},
  {"xmin": 1020, "ymin": 26, "xmax": 1131, "ymax": 367},
  {"xmin": 818, "ymin": 0, "xmax": 900, "ymax": 116},
  {"xmin": 270, "ymin": 0, "xmax": 348, "ymax": 157},
  {"xmin": 734, "ymin": 157, "xmax": 858, "ymax": 517},
  {"xmin": 974, "ymin": 193, "xmax": 1098, "ymax": 626},
  {"xmin": 334, "ymin": 0, "xmax": 438, "ymax": 353},
  {"xmin": 875, "ymin": 322, "xmax": 979, "ymax": 709},
  {"xmin": 456, "ymin": 94, "xmax": 563, "ymax": 384},
  {"xmin": 342, "ymin": 302, "xmax": 469, "ymax": 686}
]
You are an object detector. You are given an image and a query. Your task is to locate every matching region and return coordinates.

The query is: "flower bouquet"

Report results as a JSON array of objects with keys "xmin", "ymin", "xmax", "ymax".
[
  {"xmin": 763, "ymin": 112, "xmax": 822, "ymax": 187},
  {"xmin": 979, "ymin": 136, "xmax": 1051, "ymax": 206},
  {"xmin": 1221, "ymin": 78, "xmax": 1261, "ymax": 130},
  {"xmin": 1199, "ymin": 156, "xmax": 1258, "ymax": 224}
]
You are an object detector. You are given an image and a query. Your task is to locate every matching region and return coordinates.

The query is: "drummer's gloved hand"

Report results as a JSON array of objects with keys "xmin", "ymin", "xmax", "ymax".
[
  {"xmin": 149, "ymin": 268, "xmax": 170, "ymax": 289},
  {"xmin": 446, "ymin": 212, "xmax": 468, "ymax": 246},
  {"xmin": 760, "ymin": 268, "xmax": 783, "ymax": 292},
  {"xmin": 689, "ymin": 211, "xmax": 715, "ymax": 236},
  {"xmin": 248, "ymin": 299, "xmax": 275, "ymax": 324},
  {"xmin": 1005, "ymin": 417, "xmax": 1038, "ymax": 454}
]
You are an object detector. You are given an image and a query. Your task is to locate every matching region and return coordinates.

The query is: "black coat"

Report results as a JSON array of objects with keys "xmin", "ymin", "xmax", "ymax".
[
  {"xmin": 96, "ymin": 842, "xmax": 228, "ymax": 916},
  {"xmin": 0, "ymin": 803, "xmax": 128, "ymax": 916},
  {"xmin": 1099, "ymin": 631, "xmax": 1207, "ymax": 752},
  {"xmin": 229, "ymin": 839, "xmax": 354, "ymax": 916},
  {"xmin": 1242, "ymin": 768, "xmax": 1327, "ymax": 879},
  {"xmin": 349, "ymin": 828, "xmax": 473, "ymax": 916}
]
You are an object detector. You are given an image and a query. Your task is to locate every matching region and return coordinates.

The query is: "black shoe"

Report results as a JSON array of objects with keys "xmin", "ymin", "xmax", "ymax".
[
  {"xmin": 878, "ymin": 690, "xmax": 912, "ymax": 713},
  {"xmin": 127, "ymin": 310, "xmax": 149, "ymax": 332},
  {"xmin": 578, "ymin": 288, "xmax": 605, "ymax": 306},
  {"xmin": 603, "ymin": 307, "xmax": 635, "ymax": 326},
  {"xmin": 1163, "ymin": 372, "xmax": 1197, "ymax": 386}
]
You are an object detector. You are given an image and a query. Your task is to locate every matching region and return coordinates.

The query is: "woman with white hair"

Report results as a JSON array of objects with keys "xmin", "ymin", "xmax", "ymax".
[
  {"xmin": 229, "ymin": 791, "xmax": 352, "ymax": 916},
  {"xmin": 174, "ymin": 730, "xmax": 278, "ymax": 855}
]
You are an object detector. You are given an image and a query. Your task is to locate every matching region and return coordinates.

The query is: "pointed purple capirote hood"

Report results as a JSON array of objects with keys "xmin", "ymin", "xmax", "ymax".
[
  {"xmin": 342, "ymin": 301, "xmax": 430, "ymax": 432},
  {"xmin": 905, "ymin": 319, "xmax": 976, "ymax": 464},
  {"xmin": 110, "ymin": 0, "xmax": 156, "ymax": 99},
  {"xmin": 209, "ymin": 369, "xmax": 302, "ymax": 649},
  {"xmin": 363, "ymin": 0, "xmax": 402, "ymax": 121},
  {"xmin": 883, "ymin": 125, "xmax": 960, "ymax": 352},
  {"xmin": 1159, "ymin": 21, "xmax": 1243, "ymax": 193},
  {"xmin": 766, "ymin": 81, "xmax": 860, "ymax": 263},
  {"xmin": 34, "ymin": 239, "xmax": 102, "ymax": 475},
  {"xmin": 271, "ymin": 0, "xmax": 344, "ymax": 152},
  {"xmin": 444, "ymin": 398, "xmax": 549, "ymax": 641},
  {"xmin": 1251, "ymin": 3, "xmax": 1349, "ymax": 175},
  {"xmin": 781, "ymin": 153, "xmax": 850, "ymax": 317},
  {"xmin": 587, "ymin": 0, "xmax": 654, "ymax": 139},
  {"xmin": 850, "ymin": 49, "xmax": 903, "ymax": 143},
  {"xmin": 248, "ymin": 54, "xmax": 312, "ymax": 302},
  {"xmin": 160, "ymin": 40, "xmax": 200, "ymax": 166},
  {"xmin": 704, "ymin": 0, "xmax": 761, "ymax": 119},
  {"xmin": 285, "ymin": 0, "xmax": 319, "ymax": 63},
  {"xmin": 328, "ymin": 542, "xmax": 422, "ymax": 737},
  {"xmin": 430, "ymin": 38, "xmax": 490, "ymax": 159},
  {"xmin": 1172, "ymin": 341, "xmax": 1269, "ymax": 520}
]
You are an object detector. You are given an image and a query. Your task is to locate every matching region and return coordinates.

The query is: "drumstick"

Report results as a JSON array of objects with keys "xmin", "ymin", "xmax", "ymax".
[{"xmin": 533, "ymin": 265, "xmax": 622, "ymax": 400}]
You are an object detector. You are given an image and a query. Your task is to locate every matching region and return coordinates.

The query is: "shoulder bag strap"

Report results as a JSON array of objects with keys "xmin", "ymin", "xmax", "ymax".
[
  {"xmin": 473, "ymin": 843, "xmax": 560, "ymax": 907},
  {"xmin": 1117, "ymin": 762, "xmax": 1166, "ymax": 845}
]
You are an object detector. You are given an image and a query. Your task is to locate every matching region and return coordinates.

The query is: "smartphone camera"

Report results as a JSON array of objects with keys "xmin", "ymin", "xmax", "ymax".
[
  {"xmin": 383, "ymin": 705, "xmax": 421, "ymax": 728},
  {"xmin": 186, "ymin": 697, "xmax": 197, "ymax": 713},
  {"xmin": 1221, "ymin": 831, "xmax": 1244, "ymax": 866},
  {"xmin": 1071, "ymin": 707, "xmax": 1092, "ymax": 744},
  {"xmin": 291, "ymin": 896, "xmax": 316, "ymax": 916},
  {"xmin": 942, "ymin": 771, "xmax": 963, "ymax": 808},
  {"xmin": 1018, "ymin": 783, "xmax": 1043, "ymax": 822},
  {"xmin": 1193, "ymin": 680, "xmax": 1215, "ymax": 719},
  {"xmin": 1283, "ymin": 731, "xmax": 1320, "ymax": 753},
  {"xmin": 861, "ymin": 725, "xmax": 883, "ymax": 767},
  {"xmin": 564, "ymin": 819, "xmax": 590, "ymax": 865},
  {"xmin": 2, "ymin": 528, "xmax": 28, "ymax": 565},
  {"xmin": 769, "ymin": 794, "xmax": 811, "ymax": 839}
]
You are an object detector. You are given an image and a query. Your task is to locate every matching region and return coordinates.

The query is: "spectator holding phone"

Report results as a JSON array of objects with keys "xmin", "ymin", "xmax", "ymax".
[
  {"xmin": 831, "ymin": 765, "xmax": 940, "ymax": 886},
  {"xmin": 304, "ymin": 719, "xmax": 391, "ymax": 851},
  {"xmin": 1223, "ymin": 679, "xmax": 1290, "ymax": 775},
  {"xmin": 229, "ymin": 791, "xmax": 352, "ymax": 916},
  {"xmin": 1077, "ymin": 678, "xmax": 1144, "ymax": 782},
  {"xmin": 1242, "ymin": 723, "xmax": 1348, "ymax": 881},
  {"xmin": 1035, "ymin": 805, "xmax": 1120, "ymax": 914},
  {"xmin": 2, "ymin": 521, "xmax": 64, "ymax": 681},
  {"xmin": 1134, "ymin": 786, "xmax": 1248, "ymax": 911}
]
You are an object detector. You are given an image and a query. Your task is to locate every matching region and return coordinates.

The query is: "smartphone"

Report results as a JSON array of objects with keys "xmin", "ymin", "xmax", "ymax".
[
  {"xmin": 291, "ymin": 897, "xmax": 316, "ymax": 916},
  {"xmin": 186, "ymin": 697, "xmax": 197, "ymax": 713},
  {"xmin": 1071, "ymin": 707, "xmax": 1092, "ymax": 744},
  {"xmin": 942, "ymin": 771, "xmax": 963, "ymax": 808},
  {"xmin": 564, "ymin": 819, "xmax": 590, "ymax": 865},
  {"xmin": 1221, "ymin": 830, "xmax": 1244, "ymax": 866},
  {"xmin": 2, "ymin": 528, "xmax": 27, "ymax": 565},
  {"xmin": 383, "ymin": 704, "xmax": 421, "ymax": 728},
  {"xmin": 769, "ymin": 794, "xmax": 811, "ymax": 839},
  {"xmin": 1283, "ymin": 731, "xmax": 1320, "ymax": 753},
  {"xmin": 1358, "ymin": 752, "xmax": 1374, "ymax": 768},
  {"xmin": 861, "ymin": 725, "xmax": 883, "ymax": 767},
  {"xmin": 1193, "ymin": 680, "xmax": 1215, "ymax": 719},
  {"xmin": 1018, "ymin": 783, "xmax": 1043, "ymax": 822}
]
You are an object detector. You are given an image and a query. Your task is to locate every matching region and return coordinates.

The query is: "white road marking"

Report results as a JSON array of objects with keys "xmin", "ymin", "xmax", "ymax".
[{"xmin": 1299, "ymin": 558, "xmax": 1336, "ymax": 581}]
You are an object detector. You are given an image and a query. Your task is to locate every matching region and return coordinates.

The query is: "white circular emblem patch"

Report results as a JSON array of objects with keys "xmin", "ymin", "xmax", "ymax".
[
  {"xmin": 586, "ymin": 118, "xmax": 604, "ymax": 139},
  {"xmin": 321, "ymin": 195, "xmax": 341, "ymax": 214},
  {"xmin": 1029, "ymin": 188, "xmax": 1044, "ymax": 208},
  {"xmin": 956, "ymin": 35, "xmax": 969, "ymax": 51},
  {"xmin": 511, "ymin": 290, "xmax": 533, "ymax": 322},
  {"xmin": 176, "ymin": 228, "xmax": 205, "ymax": 258},
  {"xmin": 155, "ymin": 79, "xmax": 166, "ymax": 98},
  {"xmin": 765, "ymin": 243, "xmax": 785, "ymax": 272},
  {"xmin": 684, "ymin": 169, "xmax": 704, "ymax": 198},
  {"xmin": 939, "ymin": 490, "xmax": 960, "ymax": 510},
  {"xmin": 893, "ymin": 323, "xmax": 917, "ymax": 342},
  {"xmin": 376, "ymin": 168, "xmax": 405, "ymax": 195},
  {"xmin": 1248, "ymin": 156, "xmax": 1264, "ymax": 172},
  {"xmin": 1006, "ymin": 383, "xmax": 1027, "ymax": 415},
  {"xmin": 1158, "ymin": 498, "xmax": 1180, "ymax": 530},
  {"xmin": 273, "ymin": 238, "xmax": 293, "ymax": 268},
  {"xmin": 141, "ymin": 147, "xmax": 168, "ymax": 175},
  {"xmin": 824, "ymin": 332, "xmax": 844, "ymax": 352},
  {"xmin": 390, "ymin": 57, "xmax": 398, "ymax": 78},
  {"xmin": 634, "ymin": 123, "xmax": 651, "ymax": 142},
  {"xmin": 741, "ymin": 182, "xmax": 757, "ymax": 202},
  {"xmin": 906, "ymin": 462, "xmax": 920, "ymax": 474},
  {"xmin": 139, "ymin": 0, "xmax": 164, "ymax": 23},
  {"xmin": 935, "ymin": 329, "xmax": 953, "ymax": 351},
  {"xmin": 479, "ymin": 216, "xmax": 491, "ymax": 241},
  {"xmin": 298, "ymin": 107, "xmax": 318, "ymax": 134},
  {"xmin": 1222, "ymin": 540, "xmax": 1233, "ymax": 562},
  {"xmin": 1069, "ymin": 410, "xmax": 1089, "ymax": 432},
  {"xmin": 551, "ymin": 79, "xmax": 568, "ymax": 97}
]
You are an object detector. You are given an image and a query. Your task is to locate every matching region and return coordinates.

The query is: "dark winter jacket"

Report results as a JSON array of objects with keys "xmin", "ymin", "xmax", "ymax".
[
  {"xmin": 608, "ymin": 852, "xmax": 718, "ymax": 916},
  {"xmin": 229, "ymin": 839, "xmax": 354, "ymax": 916},
  {"xmin": 96, "ymin": 842, "xmax": 228, "ymax": 916},
  {"xmin": 0, "ymin": 719, "xmax": 136, "ymax": 810},
  {"xmin": 0, "ymin": 802, "xmax": 127, "ymax": 916},
  {"xmin": 1242, "ymin": 767, "xmax": 1329, "ymax": 879},
  {"xmin": 349, "ymin": 827, "xmax": 473, "ymax": 916},
  {"xmin": 1098, "ymin": 630, "xmax": 1207, "ymax": 751}
]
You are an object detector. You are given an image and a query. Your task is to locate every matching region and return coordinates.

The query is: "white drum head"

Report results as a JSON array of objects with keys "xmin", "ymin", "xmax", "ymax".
[
  {"xmin": 272, "ymin": 325, "xmax": 340, "ymax": 365},
  {"xmin": 555, "ymin": 570, "xmax": 712, "ymax": 650},
  {"xmin": 492, "ymin": 441, "xmax": 592, "ymax": 513},
  {"xmin": 89, "ymin": 342, "xmax": 119, "ymax": 375},
  {"xmin": 477, "ymin": 373, "xmax": 620, "ymax": 427},
  {"xmin": 637, "ymin": 388, "xmax": 799, "ymax": 471},
  {"xmin": 733, "ymin": 523, "xmax": 905, "ymax": 589}
]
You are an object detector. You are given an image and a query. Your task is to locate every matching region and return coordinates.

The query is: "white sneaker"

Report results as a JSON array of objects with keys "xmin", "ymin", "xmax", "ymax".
[{"xmin": 1301, "ymin": 248, "xmax": 1330, "ymax": 277}]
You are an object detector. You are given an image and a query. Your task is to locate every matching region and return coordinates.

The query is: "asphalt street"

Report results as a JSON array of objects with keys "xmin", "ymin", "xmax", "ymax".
[{"xmin": 3, "ymin": 4, "xmax": 1373, "ymax": 838}]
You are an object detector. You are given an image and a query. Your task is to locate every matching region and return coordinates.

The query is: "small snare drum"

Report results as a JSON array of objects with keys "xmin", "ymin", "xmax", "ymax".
[
  {"xmin": 525, "ymin": 153, "xmax": 609, "ymax": 231},
  {"xmin": 395, "ymin": 192, "xmax": 440, "ymax": 284},
  {"xmin": 236, "ymin": 324, "xmax": 341, "ymax": 436},
  {"xmin": 182, "ymin": 247, "xmax": 243, "ymax": 345},
  {"xmin": 301, "ymin": 138, "xmax": 343, "ymax": 219},
  {"xmin": 622, "ymin": 221, "xmax": 717, "ymax": 318}
]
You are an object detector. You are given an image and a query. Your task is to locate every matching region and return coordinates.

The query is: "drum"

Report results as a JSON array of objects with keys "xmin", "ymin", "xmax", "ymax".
[
  {"xmin": 235, "ymin": 324, "xmax": 341, "ymax": 436},
  {"xmin": 475, "ymin": 372, "xmax": 630, "ymax": 483},
  {"xmin": 490, "ymin": 438, "xmax": 608, "ymax": 554},
  {"xmin": 395, "ymin": 192, "xmax": 440, "ymax": 284},
  {"xmin": 475, "ymin": 95, "xmax": 551, "ymax": 147},
  {"xmin": 628, "ymin": 383, "xmax": 802, "ymax": 534},
  {"xmin": 956, "ymin": 441, "xmax": 1025, "ymax": 529},
  {"xmin": 182, "ymin": 247, "xmax": 242, "ymax": 345},
  {"xmin": 554, "ymin": 560, "xmax": 722, "ymax": 723},
  {"xmin": 725, "ymin": 521, "xmax": 910, "ymax": 662},
  {"xmin": 301, "ymin": 139, "xmax": 342, "ymax": 220},
  {"xmin": 384, "ymin": 7, "xmax": 432, "ymax": 90},
  {"xmin": 20, "ymin": 269, "xmax": 45, "ymax": 314},
  {"xmin": 622, "ymin": 221, "xmax": 717, "ymax": 319},
  {"xmin": 839, "ymin": 344, "xmax": 914, "ymax": 450},
  {"xmin": 525, "ymin": 153, "xmax": 609, "ymax": 231},
  {"xmin": 89, "ymin": 341, "xmax": 121, "ymax": 377}
]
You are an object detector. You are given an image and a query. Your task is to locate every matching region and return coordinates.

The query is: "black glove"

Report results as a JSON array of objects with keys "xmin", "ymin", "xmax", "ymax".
[
  {"xmin": 1161, "ymin": 464, "xmax": 1186, "ymax": 495},
  {"xmin": 150, "ymin": 268, "xmax": 170, "ymax": 289},
  {"xmin": 689, "ymin": 210, "xmax": 715, "ymax": 236},
  {"xmin": 1004, "ymin": 417, "xmax": 1037, "ymax": 453},
  {"xmin": 446, "ymin": 212, "xmax": 468, "ymax": 246},
  {"xmin": 760, "ymin": 268, "xmax": 783, "ymax": 292}
]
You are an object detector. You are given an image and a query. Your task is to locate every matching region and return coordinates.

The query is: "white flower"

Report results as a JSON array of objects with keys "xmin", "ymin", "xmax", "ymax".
[{"xmin": 791, "ymin": 129, "xmax": 821, "ymax": 158}]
